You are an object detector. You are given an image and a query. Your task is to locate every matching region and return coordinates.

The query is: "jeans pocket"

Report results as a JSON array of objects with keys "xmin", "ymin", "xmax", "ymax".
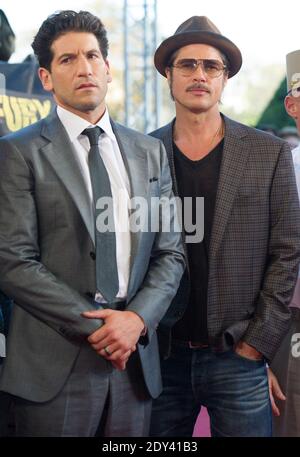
[{"xmin": 231, "ymin": 349, "xmax": 264, "ymax": 365}]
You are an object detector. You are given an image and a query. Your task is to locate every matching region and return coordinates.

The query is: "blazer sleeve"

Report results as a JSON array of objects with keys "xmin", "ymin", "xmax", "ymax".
[
  {"xmin": 0, "ymin": 137, "xmax": 103, "ymax": 342},
  {"xmin": 243, "ymin": 142, "xmax": 300, "ymax": 361}
]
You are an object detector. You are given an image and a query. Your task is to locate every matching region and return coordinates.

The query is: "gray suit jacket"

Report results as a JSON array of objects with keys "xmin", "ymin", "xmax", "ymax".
[
  {"xmin": 0, "ymin": 110, "xmax": 185, "ymax": 401},
  {"xmin": 151, "ymin": 115, "xmax": 300, "ymax": 361}
]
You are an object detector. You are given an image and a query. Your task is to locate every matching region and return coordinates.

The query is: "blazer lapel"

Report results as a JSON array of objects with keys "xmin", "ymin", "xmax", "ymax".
[
  {"xmin": 40, "ymin": 111, "xmax": 95, "ymax": 245},
  {"xmin": 209, "ymin": 116, "xmax": 250, "ymax": 261}
]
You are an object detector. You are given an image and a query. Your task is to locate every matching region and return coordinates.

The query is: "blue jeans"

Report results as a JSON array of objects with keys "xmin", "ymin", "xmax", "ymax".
[{"xmin": 150, "ymin": 343, "xmax": 272, "ymax": 437}]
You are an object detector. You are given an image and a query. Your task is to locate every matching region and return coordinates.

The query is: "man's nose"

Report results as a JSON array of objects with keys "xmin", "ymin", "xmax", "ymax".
[
  {"xmin": 77, "ymin": 56, "xmax": 92, "ymax": 76},
  {"xmin": 192, "ymin": 62, "xmax": 207, "ymax": 81}
]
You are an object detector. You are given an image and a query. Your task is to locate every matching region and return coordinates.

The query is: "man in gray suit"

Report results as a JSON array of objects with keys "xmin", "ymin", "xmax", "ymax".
[
  {"xmin": 0, "ymin": 10, "xmax": 184, "ymax": 437},
  {"xmin": 149, "ymin": 16, "xmax": 300, "ymax": 437}
]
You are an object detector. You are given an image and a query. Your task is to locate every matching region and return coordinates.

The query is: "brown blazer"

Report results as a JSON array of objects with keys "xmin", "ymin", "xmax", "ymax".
[{"xmin": 151, "ymin": 115, "xmax": 300, "ymax": 361}]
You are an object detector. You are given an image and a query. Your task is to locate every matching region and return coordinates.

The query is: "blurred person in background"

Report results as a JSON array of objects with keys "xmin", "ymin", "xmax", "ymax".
[{"xmin": 270, "ymin": 49, "xmax": 300, "ymax": 437}]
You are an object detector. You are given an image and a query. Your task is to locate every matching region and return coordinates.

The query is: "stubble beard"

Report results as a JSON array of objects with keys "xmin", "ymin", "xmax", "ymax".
[{"xmin": 73, "ymin": 101, "xmax": 100, "ymax": 113}]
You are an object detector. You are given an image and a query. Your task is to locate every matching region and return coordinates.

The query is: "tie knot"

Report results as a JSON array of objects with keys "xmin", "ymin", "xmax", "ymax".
[{"xmin": 82, "ymin": 126, "xmax": 103, "ymax": 146}]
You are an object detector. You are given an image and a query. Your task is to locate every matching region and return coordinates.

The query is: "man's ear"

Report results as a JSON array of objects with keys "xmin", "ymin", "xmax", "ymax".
[
  {"xmin": 105, "ymin": 59, "xmax": 112, "ymax": 84},
  {"xmin": 223, "ymin": 73, "xmax": 228, "ymax": 89},
  {"xmin": 285, "ymin": 95, "xmax": 298, "ymax": 119},
  {"xmin": 165, "ymin": 67, "xmax": 171, "ymax": 84},
  {"xmin": 38, "ymin": 67, "xmax": 53, "ymax": 92}
]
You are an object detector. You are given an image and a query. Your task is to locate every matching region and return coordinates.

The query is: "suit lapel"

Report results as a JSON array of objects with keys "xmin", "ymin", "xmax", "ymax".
[
  {"xmin": 209, "ymin": 116, "xmax": 250, "ymax": 261},
  {"xmin": 40, "ymin": 111, "xmax": 95, "ymax": 245}
]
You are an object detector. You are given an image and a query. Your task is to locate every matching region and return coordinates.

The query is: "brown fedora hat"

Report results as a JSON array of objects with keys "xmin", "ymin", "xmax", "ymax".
[{"xmin": 154, "ymin": 16, "xmax": 242, "ymax": 78}]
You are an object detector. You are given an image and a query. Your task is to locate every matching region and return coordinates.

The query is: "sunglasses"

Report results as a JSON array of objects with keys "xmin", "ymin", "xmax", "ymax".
[{"xmin": 171, "ymin": 58, "xmax": 227, "ymax": 78}]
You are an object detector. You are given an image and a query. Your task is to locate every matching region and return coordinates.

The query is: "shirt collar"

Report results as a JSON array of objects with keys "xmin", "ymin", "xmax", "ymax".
[{"xmin": 56, "ymin": 105, "xmax": 116, "ymax": 143}]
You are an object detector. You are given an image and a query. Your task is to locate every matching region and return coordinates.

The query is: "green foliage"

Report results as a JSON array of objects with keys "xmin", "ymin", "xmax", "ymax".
[
  {"xmin": 222, "ymin": 64, "xmax": 285, "ymax": 128},
  {"xmin": 257, "ymin": 78, "xmax": 294, "ymax": 129}
]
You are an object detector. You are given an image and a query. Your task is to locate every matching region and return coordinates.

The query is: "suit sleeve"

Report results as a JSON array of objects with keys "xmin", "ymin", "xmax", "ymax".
[
  {"xmin": 0, "ymin": 138, "xmax": 102, "ymax": 342},
  {"xmin": 126, "ymin": 140, "xmax": 185, "ymax": 341},
  {"xmin": 243, "ymin": 142, "xmax": 300, "ymax": 361}
]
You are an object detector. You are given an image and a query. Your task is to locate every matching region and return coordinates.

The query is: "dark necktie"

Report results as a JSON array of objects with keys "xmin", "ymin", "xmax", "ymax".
[{"xmin": 82, "ymin": 126, "xmax": 119, "ymax": 303}]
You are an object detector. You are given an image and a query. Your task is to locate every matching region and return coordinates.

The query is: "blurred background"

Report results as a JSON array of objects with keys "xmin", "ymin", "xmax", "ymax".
[{"xmin": 0, "ymin": 0, "xmax": 299, "ymax": 144}]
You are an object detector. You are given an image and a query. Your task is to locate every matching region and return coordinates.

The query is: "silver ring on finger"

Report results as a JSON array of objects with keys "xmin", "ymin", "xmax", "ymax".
[{"xmin": 104, "ymin": 346, "xmax": 112, "ymax": 356}]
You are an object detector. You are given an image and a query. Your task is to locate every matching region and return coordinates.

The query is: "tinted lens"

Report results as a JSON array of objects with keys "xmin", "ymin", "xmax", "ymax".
[
  {"xmin": 176, "ymin": 59, "xmax": 197, "ymax": 71},
  {"xmin": 202, "ymin": 59, "xmax": 224, "ymax": 76},
  {"xmin": 173, "ymin": 59, "xmax": 225, "ymax": 77}
]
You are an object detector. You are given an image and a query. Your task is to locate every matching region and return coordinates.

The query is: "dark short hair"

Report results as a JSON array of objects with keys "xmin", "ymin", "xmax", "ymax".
[{"xmin": 31, "ymin": 10, "xmax": 109, "ymax": 71}]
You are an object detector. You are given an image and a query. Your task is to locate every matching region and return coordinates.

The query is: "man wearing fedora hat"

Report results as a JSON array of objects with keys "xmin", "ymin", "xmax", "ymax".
[
  {"xmin": 269, "ymin": 49, "xmax": 300, "ymax": 437},
  {"xmin": 149, "ymin": 16, "xmax": 300, "ymax": 437}
]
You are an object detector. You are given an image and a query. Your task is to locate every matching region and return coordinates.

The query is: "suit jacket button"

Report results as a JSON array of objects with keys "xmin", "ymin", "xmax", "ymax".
[{"xmin": 90, "ymin": 252, "xmax": 96, "ymax": 260}]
